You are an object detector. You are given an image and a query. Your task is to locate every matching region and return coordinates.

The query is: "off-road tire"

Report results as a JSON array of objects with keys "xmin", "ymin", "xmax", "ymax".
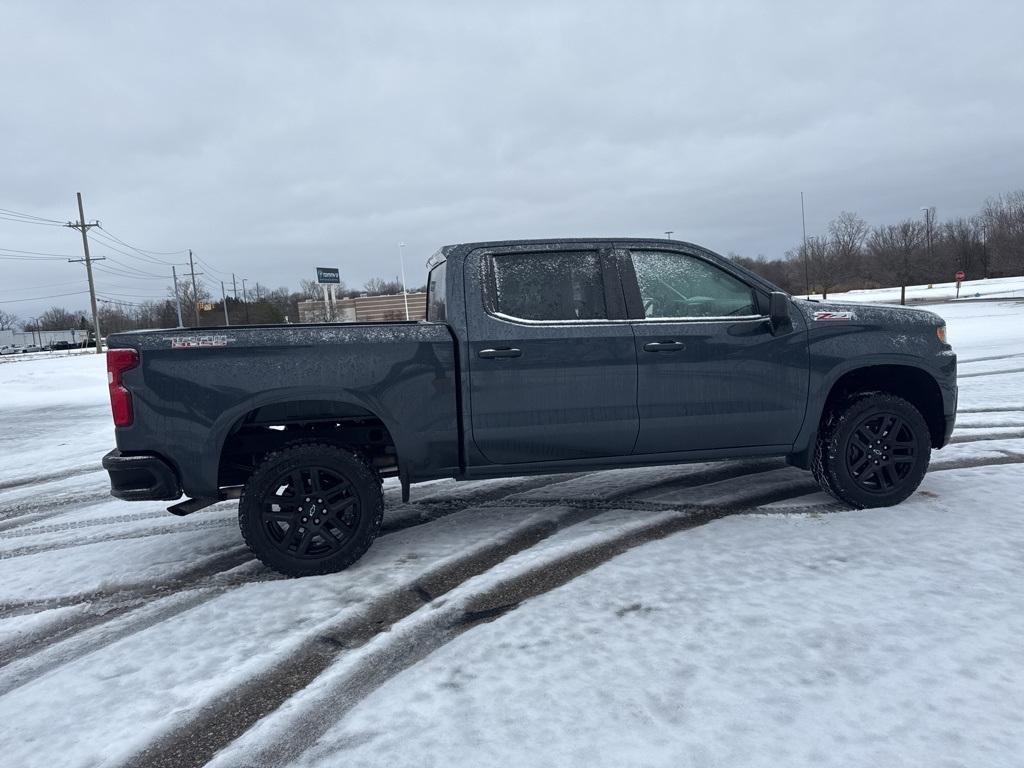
[
  {"xmin": 813, "ymin": 393, "xmax": 931, "ymax": 508},
  {"xmin": 239, "ymin": 443, "xmax": 384, "ymax": 577}
]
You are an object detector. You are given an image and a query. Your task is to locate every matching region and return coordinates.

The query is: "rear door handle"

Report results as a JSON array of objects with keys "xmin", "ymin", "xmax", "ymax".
[
  {"xmin": 478, "ymin": 347, "xmax": 522, "ymax": 359},
  {"xmin": 642, "ymin": 341, "xmax": 685, "ymax": 352}
]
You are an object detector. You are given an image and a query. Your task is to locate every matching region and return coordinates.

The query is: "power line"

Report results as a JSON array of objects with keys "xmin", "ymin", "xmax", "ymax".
[
  {"xmin": 95, "ymin": 225, "xmax": 187, "ymax": 258},
  {"xmin": 0, "ymin": 207, "xmax": 65, "ymax": 224},
  {"xmin": 196, "ymin": 256, "xmax": 232, "ymax": 278},
  {"xmin": 0, "ymin": 246, "xmax": 80, "ymax": 259},
  {"xmin": 88, "ymin": 234, "xmax": 176, "ymax": 266},
  {"xmin": 0, "ymin": 279, "xmax": 88, "ymax": 295},
  {"xmin": 0, "ymin": 253, "xmax": 72, "ymax": 262},
  {"xmin": 94, "ymin": 265, "xmax": 172, "ymax": 281},
  {"xmin": 0, "ymin": 213, "xmax": 67, "ymax": 227},
  {"xmin": 99, "ymin": 255, "xmax": 172, "ymax": 278},
  {"xmin": 0, "ymin": 290, "xmax": 89, "ymax": 305}
]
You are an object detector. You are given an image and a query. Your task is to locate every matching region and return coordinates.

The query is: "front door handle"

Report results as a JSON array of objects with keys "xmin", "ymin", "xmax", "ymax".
[
  {"xmin": 478, "ymin": 347, "xmax": 522, "ymax": 359},
  {"xmin": 643, "ymin": 340, "xmax": 685, "ymax": 352}
]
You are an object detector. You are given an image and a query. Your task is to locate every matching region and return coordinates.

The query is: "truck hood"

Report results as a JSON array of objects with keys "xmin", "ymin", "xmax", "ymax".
[{"xmin": 792, "ymin": 299, "xmax": 946, "ymax": 328}]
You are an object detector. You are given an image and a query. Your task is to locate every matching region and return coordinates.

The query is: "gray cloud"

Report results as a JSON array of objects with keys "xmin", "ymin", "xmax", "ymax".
[{"xmin": 2, "ymin": 0, "xmax": 1023, "ymax": 317}]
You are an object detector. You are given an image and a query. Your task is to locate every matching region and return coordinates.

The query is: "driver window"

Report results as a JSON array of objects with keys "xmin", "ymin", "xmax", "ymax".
[{"xmin": 630, "ymin": 250, "xmax": 756, "ymax": 319}]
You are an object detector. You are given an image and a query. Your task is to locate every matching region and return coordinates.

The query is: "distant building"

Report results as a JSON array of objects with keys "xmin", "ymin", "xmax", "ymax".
[
  {"xmin": 298, "ymin": 292, "xmax": 428, "ymax": 323},
  {"xmin": 0, "ymin": 328, "xmax": 88, "ymax": 347}
]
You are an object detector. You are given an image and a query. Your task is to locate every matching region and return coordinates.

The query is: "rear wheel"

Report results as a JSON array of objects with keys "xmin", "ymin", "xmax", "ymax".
[
  {"xmin": 239, "ymin": 443, "xmax": 383, "ymax": 577},
  {"xmin": 813, "ymin": 393, "xmax": 931, "ymax": 508}
]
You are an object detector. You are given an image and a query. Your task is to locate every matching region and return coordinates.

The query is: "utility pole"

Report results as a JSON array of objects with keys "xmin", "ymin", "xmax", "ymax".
[
  {"xmin": 188, "ymin": 249, "xmax": 201, "ymax": 326},
  {"xmin": 221, "ymin": 281, "xmax": 231, "ymax": 326},
  {"xmin": 664, "ymin": 231, "xmax": 673, "ymax": 240},
  {"xmin": 801, "ymin": 192, "xmax": 810, "ymax": 298},
  {"xmin": 921, "ymin": 207, "xmax": 934, "ymax": 265},
  {"xmin": 171, "ymin": 266, "xmax": 184, "ymax": 327},
  {"xmin": 232, "ymin": 273, "xmax": 239, "ymax": 301},
  {"xmin": 65, "ymin": 192, "xmax": 105, "ymax": 354},
  {"xmin": 242, "ymin": 278, "xmax": 250, "ymax": 324}
]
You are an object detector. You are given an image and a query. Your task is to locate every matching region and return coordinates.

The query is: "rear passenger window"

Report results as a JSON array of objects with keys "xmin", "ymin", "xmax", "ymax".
[
  {"xmin": 427, "ymin": 260, "xmax": 447, "ymax": 321},
  {"xmin": 488, "ymin": 251, "xmax": 607, "ymax": 321},
  {"xmin": 630, "ymin": 250, "xmax": 756, "ymax": 319}
]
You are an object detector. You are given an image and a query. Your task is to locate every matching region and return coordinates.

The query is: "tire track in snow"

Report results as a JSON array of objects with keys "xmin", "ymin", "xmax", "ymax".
[
  {"xmin": 958, "ymin": 366, "xmax": 1024, "ymax": 379},
  {"xmin": 958, "ymin": 351, "xmax": 1024, "ymax": 365},
  {"xmin": 0, "ymin": 462, "xmax": 845, "ymax": 697},
  {"xmin": 0, "ymin": 547, "xmax": 256, "ymax": 620},
  {"xmin": 0, "ymin": 465, "xmax": 102, "ymax": 493},
  {"xmin": 930, "ymin": 452, "xmax": 1024, "ymax": 471},
  {"xmin": 0, "ymin": 518, "xmax": 238, "ymax": 561},
  {"xmin": 2, "ymin": 453, "xmax": 999, "ymax": 703},
  {"xmin": 119, "ymin": 474, "xmax": 819, "ymax": 768},
  {"xmin": 948, "ymin": 429, "xmax": 1024, "ymax": 444},
  {"xmin": 956, "ymin": 406, "xmax": 1024, "ymax": 414},
  {"xmin": 0, "ymin": 472, "xmax": 595, "ymax": 680},
  {"xmin": 187, "ymin": 458, "xmax": 1024, "ymax": 768},
  {"xmin": 0, "ymin": 489, "xmax": 116, "ymax": 533}
]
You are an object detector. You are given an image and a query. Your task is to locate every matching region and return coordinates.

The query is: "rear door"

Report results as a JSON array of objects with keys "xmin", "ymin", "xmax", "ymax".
[
  {"xmin": 620, "ymin": 246, "xmax": 808, "ymax": 454},
  {"xmin": 465, "ymin": 244, "xmax": 638, "ymax": 464}
]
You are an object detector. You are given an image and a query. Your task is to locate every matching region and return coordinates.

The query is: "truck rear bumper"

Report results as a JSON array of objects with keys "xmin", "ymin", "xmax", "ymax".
[{"xmin": 103, "ymin": 449, "xmax": 182, "ymax": 501}]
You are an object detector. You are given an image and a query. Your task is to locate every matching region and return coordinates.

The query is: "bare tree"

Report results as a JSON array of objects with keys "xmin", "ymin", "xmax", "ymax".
[
  {"xmin": 168, "ymin": 281, "xmax": 213, "ymax": 327},
  {"xmin": 0, "ymin": 309, "xmax": 19, "ymax": 330},
  {"xmin": 940, "ymin": 217, "xmax": 983, "ymax": 279},
  {"xmin": 980, "ymin": 190, "xmax": 1024, "ymax": 276},
  {"xmin": 363, "ymin": 277, "xmax": 403, "ymax": 296},
  {"xmin": 867, "ymin": 220, "xmax": 926, "ymax": 304},
  {"xmin": 828, "ymin": 211, "xmax": 869, "ymax": 282},
  {"xmin": 29, "ymin": 306, "xmax": 82, "ymax": 330},
  {"xmin": 804, "ymin": 236, "xmax": 838, "ymax": 299}
]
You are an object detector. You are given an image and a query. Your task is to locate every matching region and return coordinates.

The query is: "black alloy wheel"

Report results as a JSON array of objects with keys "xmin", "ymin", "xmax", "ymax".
[
  {"xmin": 845, "ymin": 412, "xmax": 918, "ymax": 494},
  {"xmin": 239, "ymin": 443, "xmax": 383, "ymax": 577},
  {"xmin": 262, "ymin": 465, "xmax": 361, "ymax": 559},
  {"xmin": 813, "ymin": 393, "xmax": 931, "ymax": 508}
]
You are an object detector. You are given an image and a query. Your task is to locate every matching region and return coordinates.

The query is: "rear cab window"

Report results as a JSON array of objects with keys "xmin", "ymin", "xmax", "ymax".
[
  {"xmin": 486, "ymin": 251, "xmax": 608, "ymax": 321},
  {"xmin": 427, "ymin": 260, "xmax": 447, "ymax": 321}
]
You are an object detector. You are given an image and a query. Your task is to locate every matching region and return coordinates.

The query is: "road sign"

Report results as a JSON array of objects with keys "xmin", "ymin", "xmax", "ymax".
[
  {"xmin": 955, "ymin": 270, "xmax": 966, "ymax": 282},
  {"xmin": 316, "ymin": 267, "xmax": 340, "ymax": 284}
]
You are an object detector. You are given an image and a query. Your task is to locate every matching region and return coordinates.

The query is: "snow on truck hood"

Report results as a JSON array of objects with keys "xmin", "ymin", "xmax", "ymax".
[{"xmin": 793, "ymin": 298, "xmax": 945, "ymax": 327}]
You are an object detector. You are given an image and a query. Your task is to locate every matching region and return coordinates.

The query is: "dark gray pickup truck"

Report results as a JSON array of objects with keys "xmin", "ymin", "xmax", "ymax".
[{"xmin": 103, "ymin": 238, "xmax": 957, "ymax": 576}]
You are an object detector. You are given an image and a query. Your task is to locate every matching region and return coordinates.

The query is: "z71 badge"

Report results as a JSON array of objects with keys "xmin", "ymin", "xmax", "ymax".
[
  {"xmin": 164, "ymin": 335, "xmax": 235, "ymax": 349},
  {"xmin": 813, "ymin": 310, "xmax": 855, "ymax": 321}
]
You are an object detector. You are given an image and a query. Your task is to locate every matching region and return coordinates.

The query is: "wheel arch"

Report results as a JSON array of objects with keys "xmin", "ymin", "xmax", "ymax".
[
  {"xmin": 821, "ymin": 363, "xmax": 946, "ymax": 448},
  {"xmin": 789, "ymin": 358, "xmax": 948, "ymax": 468},
  {"xmin": 210, "ymin": 387, "xmax": 405, "ymax": 491}
]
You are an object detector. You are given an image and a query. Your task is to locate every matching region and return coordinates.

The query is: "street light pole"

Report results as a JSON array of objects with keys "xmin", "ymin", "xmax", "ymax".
[
  {"xmin": 397, "ymin": 242, "xmax": 410, "ymax": 320},
  {"xmin": 801, "ymin": 191, "xmax": 810, "ymax": 298}
]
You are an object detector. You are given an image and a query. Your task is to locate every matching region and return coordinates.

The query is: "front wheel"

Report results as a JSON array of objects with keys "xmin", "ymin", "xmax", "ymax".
[
  {"xmin": 239, "ymin": 443, "xmax": 383, "ymax": 577},
  {"xmin": 813, "ymin": 393, "xmax": 931, "ymax": 508}
]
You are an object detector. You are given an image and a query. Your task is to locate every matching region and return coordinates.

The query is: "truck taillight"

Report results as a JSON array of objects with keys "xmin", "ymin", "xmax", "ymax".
[{"xmin": 107, "ymin": 348, "xmax": 139, "ymax": 427}]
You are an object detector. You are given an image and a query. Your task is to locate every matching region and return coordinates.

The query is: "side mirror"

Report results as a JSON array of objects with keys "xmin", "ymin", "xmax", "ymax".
[{"xmin": 768, "ymin": 291, "xmax": 792, "ymax": 334}]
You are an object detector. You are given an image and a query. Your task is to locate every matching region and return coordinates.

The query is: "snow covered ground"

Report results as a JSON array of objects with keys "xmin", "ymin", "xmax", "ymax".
[
  {"xmin": 819, "ymin": 274, "xmax": 1024, "ymax": 304},
  {"xmin": 0, "ymin": 300, "xmax": 1022, "ymax": 768}
]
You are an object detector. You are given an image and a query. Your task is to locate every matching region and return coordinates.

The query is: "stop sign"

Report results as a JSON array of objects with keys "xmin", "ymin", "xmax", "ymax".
[{"xmin": 955, "ymin": 271, "xmax": 966, "ymax": 281}]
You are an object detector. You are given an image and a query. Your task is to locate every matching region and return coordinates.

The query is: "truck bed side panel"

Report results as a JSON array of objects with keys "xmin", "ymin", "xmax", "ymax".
[{"xmin": 109, "ymin": 323, "xmax": 458, "ymax": 497}]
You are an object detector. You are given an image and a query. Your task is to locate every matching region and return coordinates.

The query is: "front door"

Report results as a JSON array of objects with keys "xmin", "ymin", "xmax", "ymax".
[
  {"xmin": 622, "ymin": 247, "xmax": 808, "ymax": 454},
  {"xmin": 466, "ymin": 245, "xmax": 638, "ymax": 465}
]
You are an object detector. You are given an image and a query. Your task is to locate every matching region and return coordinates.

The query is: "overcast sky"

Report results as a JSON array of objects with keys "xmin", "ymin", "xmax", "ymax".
[{"xmin": 2, "ymin": 0, "xmax": 1023, "ymax": 319}]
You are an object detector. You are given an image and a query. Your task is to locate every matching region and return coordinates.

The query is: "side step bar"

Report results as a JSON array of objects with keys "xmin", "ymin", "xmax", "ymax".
[{"xmin": 167, "ymin": 487, "xmax": 242, "ymax": 516}]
